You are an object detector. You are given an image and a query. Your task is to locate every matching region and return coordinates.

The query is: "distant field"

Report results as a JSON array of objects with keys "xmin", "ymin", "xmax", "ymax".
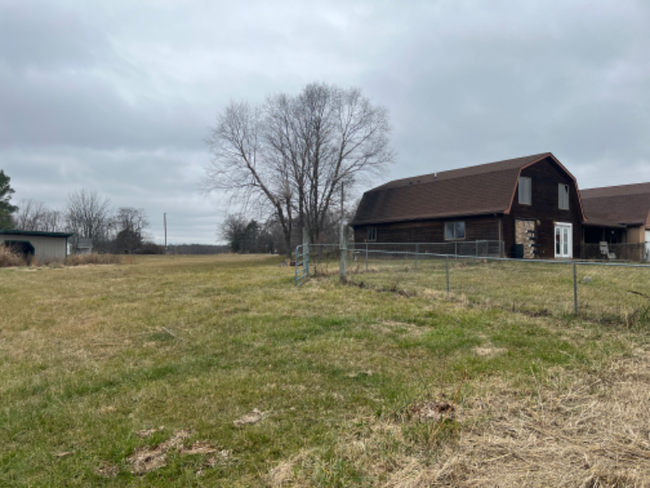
[{"xmin": 1, "ymin": 255, "xmax": 649, "ymax": 486}]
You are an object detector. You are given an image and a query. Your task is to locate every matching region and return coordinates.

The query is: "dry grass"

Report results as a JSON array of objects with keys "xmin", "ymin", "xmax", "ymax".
[
  {"xmin": 266, "ymin": 350, "xmax": 650, "ymax": 487},
  {"xmin": 64, "ymin": 252, "xmax": 123, "ymax": 266},
  {"xmin": 0, "ymin": 246, "xmax": 26, "ymax": 267}
]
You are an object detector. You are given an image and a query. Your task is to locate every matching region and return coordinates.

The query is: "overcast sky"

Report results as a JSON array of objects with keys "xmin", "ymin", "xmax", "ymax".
[{"xmin": 1, "ymin": 0, "xmax": 649, "ymax": 244}]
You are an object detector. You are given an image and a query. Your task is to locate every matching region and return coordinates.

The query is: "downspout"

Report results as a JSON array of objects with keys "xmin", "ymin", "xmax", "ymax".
[{"xmin": 497, "ymin": 214, "xmax": 503, "ymax": 257}]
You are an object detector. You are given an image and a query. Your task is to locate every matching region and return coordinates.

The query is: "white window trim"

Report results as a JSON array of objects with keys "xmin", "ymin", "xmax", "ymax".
[
  {"xmin": 558, "ymin": 183, "xmax": 570, "ymax": 210},
  {"xmin": 444, "ymin": 221, "xmax": 466, "ymax": 240},
  {"xmin": 519, "ymin": 177, "xmax": 532, "ymax": 205},
  {"xmin": 554, "ymin": 222, "xmax": 573, "ymax": 258}
]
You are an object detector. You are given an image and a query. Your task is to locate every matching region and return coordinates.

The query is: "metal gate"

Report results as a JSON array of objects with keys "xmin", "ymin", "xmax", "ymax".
[{"xmin": 294, "ymin": 244, "xmax": 309, "ymax": 286}]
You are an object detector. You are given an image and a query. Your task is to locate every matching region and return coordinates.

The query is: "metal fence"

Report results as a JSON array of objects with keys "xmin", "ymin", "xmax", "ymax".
[
  {"xmin": 581, "ymin": 242, "xmax": 649, "ymax": 262},
  {"xmin": 302, "ymin": 243, "xmax": 650, "ymax": 325}
]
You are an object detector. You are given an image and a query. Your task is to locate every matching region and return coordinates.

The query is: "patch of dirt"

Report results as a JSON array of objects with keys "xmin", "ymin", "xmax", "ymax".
[
  {"xmin": 127, "ymin": 429, "xmax": 191, "ymax": 474},
  {"xmin": 409, "ymin": 400, "xmax": 458, "ymax": 423},
  {"xmin": 233, "ymin": 408, "xmax": 268, "ymax": 427}
]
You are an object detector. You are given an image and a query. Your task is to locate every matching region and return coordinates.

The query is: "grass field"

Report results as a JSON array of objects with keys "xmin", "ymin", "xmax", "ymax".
[
  {"xmin": 313, "ymin": 250, "xmax": 650, "ymax": 324},
  {"xmin": 1, "ymin": 255, "xmax": 649, "ymax": 486}
]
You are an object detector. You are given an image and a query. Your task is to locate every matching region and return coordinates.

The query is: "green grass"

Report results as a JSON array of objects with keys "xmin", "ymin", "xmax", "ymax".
[
  {"xmin": 336, "ymin": 254, "xmax": 650, "ymax": 325},
  {"xmin": 0, "ymin": 255, "xmax": 646, "ymax": 486}
]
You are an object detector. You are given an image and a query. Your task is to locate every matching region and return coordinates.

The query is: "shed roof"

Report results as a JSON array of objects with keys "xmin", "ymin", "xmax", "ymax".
[
  {"xmin": 581, "ymin": 182, "xmax": 650, "ymax": 228},
  {"xmin": 352, "ymin": 152, "xmax": 580, "ymax": 225},
  {"xmin": 0, "ymin": 229, "xmax": 74, "ymax": 238}
]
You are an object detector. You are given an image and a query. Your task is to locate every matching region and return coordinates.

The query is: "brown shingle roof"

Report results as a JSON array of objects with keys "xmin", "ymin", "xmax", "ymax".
[
  {"xmin": 352, "ymin": 153, "xmax": 554, "ymax": 225},
  {"xmin": 581, "ymin": 182, "xmax": 650, "ymax": 227}
]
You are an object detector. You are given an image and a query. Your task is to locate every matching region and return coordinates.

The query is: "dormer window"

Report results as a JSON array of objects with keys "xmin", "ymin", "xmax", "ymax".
[
  {"xmin": 518, "ymin": 177, "xmax": 532, "ymax": 205},
  {"xmin": 558, "ymin": 183, "xmax": 569, "ymax": 210}
]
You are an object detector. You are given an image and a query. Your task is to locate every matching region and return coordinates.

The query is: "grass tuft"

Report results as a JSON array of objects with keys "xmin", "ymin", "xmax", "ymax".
[{"xmin": 0, "ymin": 246, "xmax": 27, "ymax": 267}]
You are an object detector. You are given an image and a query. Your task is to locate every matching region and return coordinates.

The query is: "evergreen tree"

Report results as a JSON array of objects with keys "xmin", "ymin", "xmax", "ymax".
[{"xmin": 0, "ymin": 170, "xmax": 18, "ymax": 229}]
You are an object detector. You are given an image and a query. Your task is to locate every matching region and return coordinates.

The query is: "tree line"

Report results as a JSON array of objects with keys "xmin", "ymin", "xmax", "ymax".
[{"xmin": 0, "ymin": 172, "xmax": 161, "ymax": 254}]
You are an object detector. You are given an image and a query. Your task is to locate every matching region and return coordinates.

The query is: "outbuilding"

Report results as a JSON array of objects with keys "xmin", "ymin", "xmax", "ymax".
[{"xmin": 0, "ymin": 230, "xmax": 74, "ymax": 262}]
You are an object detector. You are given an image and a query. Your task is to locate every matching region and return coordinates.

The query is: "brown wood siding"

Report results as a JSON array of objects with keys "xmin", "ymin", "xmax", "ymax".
[
  {"xmin": 510, "ymin": 158, "xmax": 583, "ymax": 258},
  {"xmin": 353, "ymin": 215, "xmax": 500, "ymax": 244}
]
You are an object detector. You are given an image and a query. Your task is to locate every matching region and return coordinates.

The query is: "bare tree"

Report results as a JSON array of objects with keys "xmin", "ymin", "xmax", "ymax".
[
  {"xmin": 202, "ymin": 83, "xmax": 393, "ymax": 255},
  {"xmin": 12, "ymin": 199, "xmax": 45, "ymax": 230},
  {"xmin": 41, "ymin": 209, "xmax": 64, "ymax": 233},
  {"xmin": 65, "ymin": 189, "xmax": 111, "ymax": 247}
]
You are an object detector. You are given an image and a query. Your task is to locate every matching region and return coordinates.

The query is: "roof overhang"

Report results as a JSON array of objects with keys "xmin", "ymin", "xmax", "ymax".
[{"xmin": 0, "ymin": 230, "xmax": 74, "ymax": 238}]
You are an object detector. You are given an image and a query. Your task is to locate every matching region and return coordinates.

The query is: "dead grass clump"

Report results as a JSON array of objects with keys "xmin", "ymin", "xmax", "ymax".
[
  {"xmin": 65, "ymin": 253, "xmax": 122, "ymax": 266},
  {"xmin": 233, "ymin": 408, "xmax": 268, "ymax": 427},
  {"xmin": 0, "ymin": 246, "xmax": 26, "ymax": 267},
  {"xmin": 265, "ymin": 351, "xmax": 650, "ymax": 487},
  {"xmin": 127, "ymin": 429, "xmax": 192, "ymax": 474}
]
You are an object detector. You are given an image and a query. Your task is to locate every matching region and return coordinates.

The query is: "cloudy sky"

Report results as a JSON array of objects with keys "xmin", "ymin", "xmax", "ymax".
[{"xmin": 1, "ymin": 0, "xmax": 649, "ymax": 244}]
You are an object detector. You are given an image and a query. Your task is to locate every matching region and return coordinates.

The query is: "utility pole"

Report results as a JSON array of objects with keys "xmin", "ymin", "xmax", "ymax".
[
  {"xmin": 340, "ymin": 182, "xmax": 345, "ymax": 228},
  {"xmin": 164, "ymin": 213, "xmax": 167, "ymax": 249}
]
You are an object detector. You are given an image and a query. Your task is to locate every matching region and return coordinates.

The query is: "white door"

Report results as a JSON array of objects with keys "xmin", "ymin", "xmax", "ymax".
[
  {"xmin": 645, "ymin": 230, "xmax": 650, "ymax": 261},
  {"xmin": 555, "ymin": 223, "xmax": 572, "ymax": 258}
]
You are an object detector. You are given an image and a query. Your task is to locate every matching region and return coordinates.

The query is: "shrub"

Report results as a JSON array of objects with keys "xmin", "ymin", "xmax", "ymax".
[
  {"xmin": 0, "ymin": 246, "xmax": 26, "ymax": 267},
  {"xmin": 65, "ymin": 253, "xmax": 122, "ymax": 266},
  {"xmin": 135, "ymin": 242, "xmax": 165, "ymax": 255}
]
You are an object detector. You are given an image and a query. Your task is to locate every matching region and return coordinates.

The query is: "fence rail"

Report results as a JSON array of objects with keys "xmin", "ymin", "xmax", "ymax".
[{"xmin": 301, "ymin": 242, "xmax": 650, "ymax": 324}]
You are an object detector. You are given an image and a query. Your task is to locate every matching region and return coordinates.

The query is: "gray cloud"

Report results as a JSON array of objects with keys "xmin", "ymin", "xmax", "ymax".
[{"xmin": 1, "ymin": 0, "xmax": 650, "ymax": 243}]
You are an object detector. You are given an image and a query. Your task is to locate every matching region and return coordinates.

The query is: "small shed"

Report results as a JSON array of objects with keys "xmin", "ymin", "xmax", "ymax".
[
  {"xmin": 0, "ymin": 230, "xmax": 74, "ymax": 261},
  {"xmin": 75, "ymin": 238, "xmax": 93, "ymax": 255}
]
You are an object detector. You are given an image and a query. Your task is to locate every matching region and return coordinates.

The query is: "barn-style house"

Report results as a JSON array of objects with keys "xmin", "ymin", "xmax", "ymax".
[{"xmin": 351, "ymin": 153, "xmax": 586, "ymax": 259}]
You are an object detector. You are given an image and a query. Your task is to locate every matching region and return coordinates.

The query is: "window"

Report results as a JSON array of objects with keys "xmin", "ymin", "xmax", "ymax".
[
  {"xmin": 367, "ymin": 227, "xmax": 377, "ymax": 241},
  {"xmin": 554, "ymin": 223, "xmax": 572, "ymax": 258},
  {"xmin": 518, "ymin": 177, "xmax": 532, "ymax": 205},
  {"xmin": 558, "ymin": 183, "xmax": 570, "ymax": 210},
  {"xmin": 444, "ymin": 221, "xmax": 465, "ymax": 240}
]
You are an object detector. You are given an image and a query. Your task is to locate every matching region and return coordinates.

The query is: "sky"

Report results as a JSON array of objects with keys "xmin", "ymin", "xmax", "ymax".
[{"xmin": 1, "ymin": 0, "xmax": 649, "ymax": 244}]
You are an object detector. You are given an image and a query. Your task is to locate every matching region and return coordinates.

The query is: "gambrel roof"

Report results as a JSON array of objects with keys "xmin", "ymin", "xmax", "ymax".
[{"xmin": 352, "ymin": 152, "xmax": 584, "ymax": 225}]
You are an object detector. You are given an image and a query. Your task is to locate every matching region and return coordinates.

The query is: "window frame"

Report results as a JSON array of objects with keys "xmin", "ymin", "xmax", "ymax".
[
  {"xmin": 518, "ymin": 176, "xmax": 532, "ymax": 205},
  {"xmin": 367, "ymin": 227, "xmax": 377, "ymax": 242},
  {"xmin": 444, "ymin": 221, "xmax": 466, "ymax": 240},
  {"xmin": 558, "ymin": 183, "xmax": 570, "ymax": 210}
]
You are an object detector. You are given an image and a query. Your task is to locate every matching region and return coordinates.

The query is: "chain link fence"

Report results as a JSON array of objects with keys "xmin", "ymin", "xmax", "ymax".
[{"xmin": 304, "ymin": 242, "xmax": 650, "ymax": 325}]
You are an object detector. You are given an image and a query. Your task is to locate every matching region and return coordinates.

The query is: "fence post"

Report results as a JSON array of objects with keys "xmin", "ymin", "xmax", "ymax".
[
  {"xmin": 294, "ymin": 245, "xmax": 299, "ymax": 286},
  {"xmin": 365, "ymin": 242, "xmax": 368, "ymax": 271},
  {"xmin": 446, "ymin": 255, "xmax": 450, "ymax": 293},
  {"xmin": 339, "ymin": 223, "xmax": 347, "ymax": 283},
  {"xmin": 415, "ymin": 243, "xmax": 419, "ymax": 270},
  {"xmin": 303, "ymin": 228, "xmax": 309, "ymax": 277},
  {"xmin": 455, "ymin": 242, "xmax": 458, "ymax": 263},
  {"xmin": 573, "ymin": 262, "xmax": 578, "ymax": 315}
]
